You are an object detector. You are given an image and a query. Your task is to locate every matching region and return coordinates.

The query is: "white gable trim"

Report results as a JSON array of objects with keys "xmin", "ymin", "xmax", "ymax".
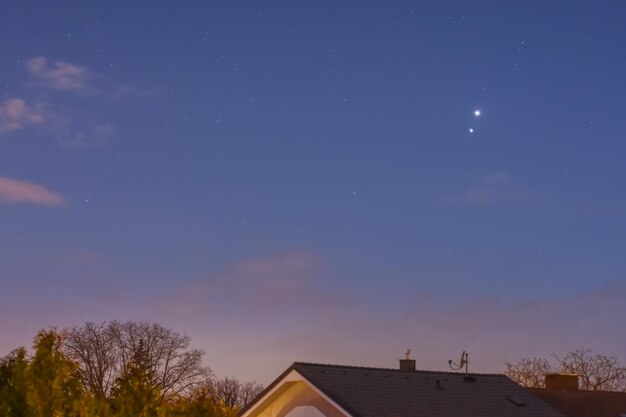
[{"xmin": 240, "ymin": 369, "xmax": 353, "ymax": 417}]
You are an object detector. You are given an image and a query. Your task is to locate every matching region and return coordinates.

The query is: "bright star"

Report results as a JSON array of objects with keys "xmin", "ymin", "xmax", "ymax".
[
  {"xmin": 469, "ymin": 128, "xmax": 474, "ymax": 133},
  {"xmin": 474, "ymin": 110, "xmax": 481, "ymax": 116}
]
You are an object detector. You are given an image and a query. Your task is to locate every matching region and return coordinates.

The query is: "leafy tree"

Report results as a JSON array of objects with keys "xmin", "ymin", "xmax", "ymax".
[
  {"xmin": 26, "ymin": 329, "xmax": 83, "ymax": 417},
  {"xmin": 505, "ymin": 348, "xmax": 626, "ymax": 392},
  {"xmin": 0, "ymin": 348, "xmax": 29, "ymax": 417},
  {"xmin": 165, "ymin": 384, "xmax": 232, "ymax": 417},
  {"xmin": 110, "ymin": 341, "xmax": 161, "ymax": 417},
  {"xmin": 0, "ymin": 323, "xmax": 255, "ymax": 417}
]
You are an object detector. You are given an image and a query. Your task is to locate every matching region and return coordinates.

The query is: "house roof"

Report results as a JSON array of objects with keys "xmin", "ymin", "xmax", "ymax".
[
  {"xmin": 530, "ymin": 388, "xmax": 626, "ymax": 417},
  {"xmin": 242, "ymin": 362, "xmax": 565, "ymax": 417}
]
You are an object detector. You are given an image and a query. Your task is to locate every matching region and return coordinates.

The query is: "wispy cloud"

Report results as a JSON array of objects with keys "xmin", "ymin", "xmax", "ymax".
[
  {"xmin": 154, "ymin": 250, "xmax": 326, "ymax": 317},
  {"xmin": 440, "ymin": 172, "xmax": 536, "ymax": 207},
  {"xmin": 280, "ymin": 281, "xmax": 624, "ymax": 379},
  {"xmin": 60, "ymin": 123, "xmax": 118, "ymax": 148},
  {"xmin": 148, "ymin": 249, "xmax": 626, "ymax": 381},
  {"xmin": 0, "ymin": 98, "xmax": 48, "ymax": 134},
  {"xmin": 25, "ymin": 57, "xmax": 93, "ymax": 93},
  {"xmin": 0, "ymin": 176, "xmax": 66, "ymax": 207},
  {"xmin": 2, "ymin": 246, "xmax": 624, "ymax": 383},
  {"xmin": 47, "ymin": 249, "xmax": 102, "ymax": 266}
]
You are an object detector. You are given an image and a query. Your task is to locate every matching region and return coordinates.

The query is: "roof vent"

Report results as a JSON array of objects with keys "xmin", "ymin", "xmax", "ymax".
[
  {"xmin": 399, "ymin": 349, "xmax": 416, "ymax": 371},
  {"xmin": 507, "ymin": 397, "xmax": 526, "ymax": 407}
]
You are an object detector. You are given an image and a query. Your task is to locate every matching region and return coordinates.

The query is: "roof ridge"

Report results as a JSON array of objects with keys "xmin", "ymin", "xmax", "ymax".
[{"xmin": 293, "ymin": 361, "xmax": 506, "ymax": 377}]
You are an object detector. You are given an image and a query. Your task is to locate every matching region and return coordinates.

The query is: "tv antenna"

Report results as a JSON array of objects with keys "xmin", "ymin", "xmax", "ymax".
[{"xmin": 448, "ymin": 350, "xmax": 469, "ymax": 376}]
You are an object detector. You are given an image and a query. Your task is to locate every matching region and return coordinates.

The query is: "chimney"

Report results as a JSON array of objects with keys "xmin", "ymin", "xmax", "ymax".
[
  {"xmin": 545, "ymin": 373, "xmax": 579, "ymax": 391},
  {"xmin": 399, "ymin": 349, "xmax": 416, "ymax": 371}
]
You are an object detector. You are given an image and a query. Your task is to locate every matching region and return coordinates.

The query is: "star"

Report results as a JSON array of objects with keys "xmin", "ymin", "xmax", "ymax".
[
  {"xmin": 469, "ymin": 128, "xmax": 474, "ymax": 133},
  {"xmin": 474, "ymin": 109, "xmax": 481, "ymax": 117}
]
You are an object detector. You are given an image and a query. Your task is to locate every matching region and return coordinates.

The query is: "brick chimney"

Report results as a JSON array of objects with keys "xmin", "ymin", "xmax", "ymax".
[
  {"xmin": 545, "ymin": 373, "xmax": 579, "ymax": 391},
  {"xmin": 399, "ymin": 349, "xmax": 416, "ymax": 371}
]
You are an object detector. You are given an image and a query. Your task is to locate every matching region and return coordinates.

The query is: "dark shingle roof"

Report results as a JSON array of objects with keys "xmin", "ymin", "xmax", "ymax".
[
  {"xmin": 288, "ymin": 362, "xmax": 564, "ymax": 417},
  {"xmin": 530, "ymin": 388, "xmax": 626, "ymax": 417}
]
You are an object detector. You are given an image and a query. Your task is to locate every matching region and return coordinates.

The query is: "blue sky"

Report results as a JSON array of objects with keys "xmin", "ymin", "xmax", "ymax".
[{"xmin": 1, "ymin": 1, "xmax": 625, "ymax": 383}]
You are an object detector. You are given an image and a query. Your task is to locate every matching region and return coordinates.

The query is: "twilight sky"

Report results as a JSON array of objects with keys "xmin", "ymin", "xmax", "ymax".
[{"xmin": 1, "ymin": 1, "xmax": 625, "ymax": 384}]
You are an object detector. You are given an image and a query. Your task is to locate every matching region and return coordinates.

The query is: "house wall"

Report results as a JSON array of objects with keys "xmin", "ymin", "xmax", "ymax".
[{"xmin": 284, "ymin": 406, "xmax": 325, "ymax": 417}]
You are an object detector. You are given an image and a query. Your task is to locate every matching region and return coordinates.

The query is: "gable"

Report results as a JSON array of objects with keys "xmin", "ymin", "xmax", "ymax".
[{"xmin": 241, "ymin": 370, "xmax": 352, "ymax": 417}]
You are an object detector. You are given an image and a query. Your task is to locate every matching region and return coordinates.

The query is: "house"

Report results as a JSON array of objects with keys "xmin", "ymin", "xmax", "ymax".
[
  {"xmin": 239, "ymin": 359, "xmax": 565, "ymax": 417},
  {"xmin": 529, "ymin": 374, "xmax": 626, "ymax": 417}
]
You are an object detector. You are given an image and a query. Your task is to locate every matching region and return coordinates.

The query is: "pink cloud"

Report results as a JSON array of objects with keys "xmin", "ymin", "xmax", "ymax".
[
  {"xmin": 26, "ymin": 57, "xmax": 92, "ymax": 93},
  {"xmin": 0, "ymin": 177, "xmax": 66, "ymax": 206},
  {"xmin": 0, "ymin": 57, "xmax": 123, "ymax": 145},
  {"xmin": 4, "ymin": 246, "xmax": 622, "ymax": 384},
  {"xmin": 0, "ymin": 97, "xmax": 116, "ymax": 147},
  {"xmin": 440, "ymin": 172, "xmax": 536, "ymax": 207},
  {"xmin": 46, "ymin": 249, "xmax": 102, "ymax": 266},
  {"xmin": 60, "ymin": 123, "xmax": 118, "ymax": 148},
  {"xmin": 0, "ymin": 98, "xmax": 47, "ymax": 134},
  {"xmin": 1, "ymin": 249, "xmax": 623, "ymax": 384},
  {"xmin": 232, "ymin": 280, "xmax": 626, "ymax": 382},
  {"xmin": 161, "ymin": 276, "xmax": 620, "ymax": 376},
  {"xmin": 442, "ymin": 189, "xmax": 535, "ymax": 206},
  {"xmin": 225, "ymin": 250, "xmax": 322, "ymax": 289},
  {"xmin": 153, "ymin": 250, "xmax": 326, "ymax": 317}
]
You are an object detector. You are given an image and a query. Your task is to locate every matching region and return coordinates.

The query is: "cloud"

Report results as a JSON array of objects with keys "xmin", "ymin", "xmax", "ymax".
[
  {"xmin": 59, "ymin": 123, "xmax": 118, "ymax": 148},
  {"xmin": 0, "ymin": 98, "xmax": 47, "ymax": 134},
  {"xmin": 378, "ymin": 281, "xmax": 626, "ymax": 372},
  {"xmin": 47, "ymin": 249, "xmax": 102, "ymax": 266},
  {"xmin": 482, "ymin": 171, "xmax": 512, "ymax": 185},
  {"xmin": 234, "ymin": 279, "xmax": 626, "ymax": 381},
  {"xmin": 0, "ymin": 177, "xmax": 66, "ymax": 206},
  {"xmin": 1, "ymin": 244, "xmax": 623, "ymax": 384},
  {"xmin": 225, "ymin": 250, "xmax": 322, "ymax": 290},
  {"xmin": 0, "ymin": 57, "xmax": 133, "ymax": 146},
  {"xmin": 154, "ymin": 250, "xmax": 326, "ymax": 317},
  {"xmin": 151, "ymin": 251, "xmax": 626, "ymax": 382},
  {"xmin": 25, "ymin": 57, "xmax": 93, "ymax": 93},
  {"xmin": 0, "ymin": 97, "xmax": 115, "ymax": 147},
  {"xmin": 440, "ymin": 172, "xmax": 536, "ymax": 207}
]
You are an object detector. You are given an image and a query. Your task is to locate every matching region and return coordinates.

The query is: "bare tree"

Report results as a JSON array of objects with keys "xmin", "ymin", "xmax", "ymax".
[
  {"xmin": 64, "ymin": 321, "xmax": 212, "ymax": 398},
  {"xmin": 239, "ymin": 380, "xmax": 265, "ymax": 408},
  {"xmin": 211, "ymin": 377, "xmax": 240, "ymax": 409},
  {"xmin": 108, "ymin": 321, "xmax": 212, "ymax": 398},
  {"xmin": 505, "ymin": 349, "xmax": 626, "ymax": 392},
  {"xmin": 555, "ymin": 349, "xmax": 626, "ymax": 391},
  {"xmin": 209, "ymin": 376, "xmax": 264, "ymax": 410},
  {"xmin": 505, "ymin": 357, "xmax": 553, "ymax": 388},
  {"xmin": 64, "ymin": 322, "xmax": 117, "ymax": 397}
]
